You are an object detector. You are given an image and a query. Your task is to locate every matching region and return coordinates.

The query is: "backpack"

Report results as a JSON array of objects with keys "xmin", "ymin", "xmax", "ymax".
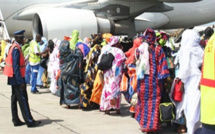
[{"xmin": 98, "ymin": 53, "xmax": 114, "ymax": 71}]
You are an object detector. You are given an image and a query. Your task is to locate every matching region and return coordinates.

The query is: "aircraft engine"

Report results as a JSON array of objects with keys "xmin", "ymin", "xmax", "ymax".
[
  {"xmin": 134, "ymin": 13, "xmax": 170, "ymax": 32},
  {"xmin": 32, "ymin": 8, "xmax": 114, "ymax": 39}
]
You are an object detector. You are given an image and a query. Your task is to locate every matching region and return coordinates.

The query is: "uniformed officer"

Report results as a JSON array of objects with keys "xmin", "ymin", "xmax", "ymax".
[{"xmin": 3, "ymin": 30, "xmax": 41, "ymax": 127}]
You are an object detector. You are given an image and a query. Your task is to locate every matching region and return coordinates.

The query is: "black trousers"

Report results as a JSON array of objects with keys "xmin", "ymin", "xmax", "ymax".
[
  {"xmin": 11, "ymin": 85, "xmax": 34, "ymax": 125},
  {"xmin": 202, "ymin": 124, "xmax": 215, "ymax": 134}
]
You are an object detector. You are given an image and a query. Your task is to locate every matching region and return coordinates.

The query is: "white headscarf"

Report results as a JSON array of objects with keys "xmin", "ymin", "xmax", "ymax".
[
  {"xmin": 109, "ymin": 36, "xmax": 119, "ymax": 46},
  {"xmin": 53, "ymin": 38, "xmax": 61, "ymax": 49},
  {"xmin": 177, "ymin": 29, "xmax": 204, "ymax": 82},
  {"xmin": 39, "ymin": 37, "xmax": 48, "ymax": 52}
]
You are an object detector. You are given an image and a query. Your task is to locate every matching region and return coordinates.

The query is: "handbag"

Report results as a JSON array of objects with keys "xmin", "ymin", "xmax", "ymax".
[
  {"xmin": 159, "ymin": 102, "xmax": 175, "ymax": 122},
  {"xmin": 98, "ymin": 53, "xmax": 114, "ymax": 71},
  {"xmin": 172, "ymin": 79, "xmax": 183, "ymax": 102}
]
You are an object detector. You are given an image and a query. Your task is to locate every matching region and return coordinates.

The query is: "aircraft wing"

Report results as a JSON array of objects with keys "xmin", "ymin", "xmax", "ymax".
[
  {"xmin": 13, "ymin": 0, "xmax": 202, "ymax": 21},
  {"xmin": 159, "ymin": 0, "xmax": 201, "ymax": 2},
  {"xmin": 13, "ymin": 0, "xmax": 98, "ymax": 21}
]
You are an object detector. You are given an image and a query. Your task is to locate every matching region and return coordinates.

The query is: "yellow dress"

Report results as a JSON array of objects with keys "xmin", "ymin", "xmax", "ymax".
[{"xmin": 90, "ymin": 70, "xmax": 104, "ymax": 105}]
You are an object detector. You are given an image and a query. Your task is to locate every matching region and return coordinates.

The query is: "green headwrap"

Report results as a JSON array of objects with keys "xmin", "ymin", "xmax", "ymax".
[{"xmin": 70, "ymin": 30, "xmax": 79, "ymax": 50}]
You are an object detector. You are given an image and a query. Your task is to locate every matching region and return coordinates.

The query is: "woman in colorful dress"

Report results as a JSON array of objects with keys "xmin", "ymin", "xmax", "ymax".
[
  {"xmin": 120, "ymin": 37, "xmax": 142, "ymax": 115},
  {"xmin": 79, "ymin": 34, "xmax": 103, "ymax": 108},
  {"xmin": 99, "ymin": 36, "xmax": 126, "ymax": 115},
  {"xmin": 135, "ymin": 28, "xmax": 169, "ymax": 133}
]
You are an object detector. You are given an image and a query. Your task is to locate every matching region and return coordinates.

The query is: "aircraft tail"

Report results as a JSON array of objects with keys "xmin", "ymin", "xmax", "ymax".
[{"xmin": 0, "ymin": 9, "xmax": 10, "ymax": 40}]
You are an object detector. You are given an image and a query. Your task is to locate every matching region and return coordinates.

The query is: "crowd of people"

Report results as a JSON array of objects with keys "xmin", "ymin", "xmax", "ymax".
[{"xmin": 0, "ymin": 27, "xmax": 215, "ymax": 134}]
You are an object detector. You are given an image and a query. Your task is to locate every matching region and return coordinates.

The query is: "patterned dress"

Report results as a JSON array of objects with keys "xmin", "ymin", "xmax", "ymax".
[
  {"xmin": 80, "ymin": 44, "xmax": 102, "ymax": 108},
  {"xmin": 99, "ymin": 46, "xmax": 126, "ymax": 111},
  {"xmin": 135, "ymin": 45, "xmax": 169, "ymax": 132},
  {"xmin": 59, "ymin": 41, "xmax": 83, "ymax": 105}
]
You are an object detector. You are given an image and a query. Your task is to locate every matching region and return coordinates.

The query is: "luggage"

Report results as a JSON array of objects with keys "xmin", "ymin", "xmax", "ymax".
[{"xmin": 159, "ymin": 102, "xmax": 175, "ymax": 122}]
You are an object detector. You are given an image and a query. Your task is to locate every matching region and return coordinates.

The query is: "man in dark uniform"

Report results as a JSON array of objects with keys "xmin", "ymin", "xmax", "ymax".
[{"xmin": 4, "ymin": 30, "xmax": 41, "ymax": 127}]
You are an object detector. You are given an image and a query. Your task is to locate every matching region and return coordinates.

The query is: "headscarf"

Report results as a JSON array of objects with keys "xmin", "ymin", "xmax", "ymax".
[
  {"xmin": 156, "ymin": 32, "xmax": 168, "ymax": 47},
  {"xmin": 91, "ymin": 33, "xmax": 103, "ymax": 46},
  {"xmin": 125, "ymin": 37, "xmax": 142, "ymax": 63},
  {"xmin": 143, "ymin": 28, "xmax": 156, "ymax": 46},
  {"xmin": 59, "ymin": 41, "xmax": 72, "ymax": 68},
  {"xmin": 64, "ymin": 36, "xmax": 71, "ymax": 41},
  {"xmin": 60, "ymin": 41, "xmax": 71, "ymax": 57},
  {"xmin": 83, "ymin": 37, "xmax": 91, "ymax": 47},
  {"xmin": 109, "ymin": 36, "xmax": 120, "ymax": 46},
  {"xmin": 102, "ymin": 33, "xmax": 113, "ymax": 43},
  {"xmin": 70, "ymin": 30, "xmax": 79, "ymax": 50},
  {"xmin": 177, "ymin": 29, "xmax": 204, "ymax": 82},
  {"xmin": 39, "ymin": 37, "xmax": 48, "ymax": 52},
  {"xmin": 53, "ymin": 38, "xmax": 61, "ymax": 49},
  {"xmin": 76, "ymin": 42, "xmax": 90, "ymax": 57}
]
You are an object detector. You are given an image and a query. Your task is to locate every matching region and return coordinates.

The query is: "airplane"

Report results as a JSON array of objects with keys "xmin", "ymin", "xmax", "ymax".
[{"xmin": 0, "ymin": 0, "xmax": 215, "ymax": 40}]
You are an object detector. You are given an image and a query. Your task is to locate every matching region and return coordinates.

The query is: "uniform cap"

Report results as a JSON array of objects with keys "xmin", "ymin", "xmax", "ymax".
[{"xmin": 13, "ymin": 30, "xmax": 25, "ymax": 37}]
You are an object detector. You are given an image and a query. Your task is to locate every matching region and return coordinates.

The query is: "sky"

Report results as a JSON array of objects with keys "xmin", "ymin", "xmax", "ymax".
[{"xmin": 203, "ymin": 21, "xmax": 215, "ymax": 26}]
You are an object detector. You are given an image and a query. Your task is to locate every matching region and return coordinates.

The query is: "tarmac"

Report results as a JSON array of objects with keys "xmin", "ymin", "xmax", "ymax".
[{"xmin": 0, "ymin": 72, "xmax": 183, "ymax": 134}]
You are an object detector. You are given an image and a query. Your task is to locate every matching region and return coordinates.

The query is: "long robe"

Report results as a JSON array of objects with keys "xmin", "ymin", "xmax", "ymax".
[
  {"xmin": 177, "ymin": 30, "xmax": 204, "ymax": 134},
  {"xmin": 48, "ymin": 47, "xmax": 60, "ymax": 94},
  {"xmin": 90, "ymin": 70, "xmax": 104, "ymax": 105},
  {"xmin": 59, "ymin": 41, "xmax": 83, "ymax": 105},
  {"xmin": 80, "ymin": 44, "xmax": 101, "ymax": 108},
  {"xmin": 99, "ymin": 45, "xmax": 126, "ymax": 111},
  {"xmin": 48, "ymin": 39, "xmax": 61, "ymax": 94},
  {"xmin": 183, "ymin": 75, "xmax": 201, "ymax": 134},
  {"xmin": 135, "ymin": 45, "xmax": 169, "ymax": 132}
]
